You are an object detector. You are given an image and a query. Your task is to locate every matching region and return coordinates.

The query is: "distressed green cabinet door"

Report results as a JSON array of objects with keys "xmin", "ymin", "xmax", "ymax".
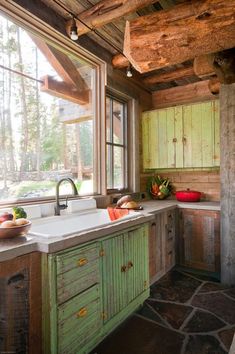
[
  {"xmin": 183, "ymin": 101, "xmax": 220, "ymax": 168},
  {"xmin": 142, "ymin": 107, "xmax": 184, "ymax": 169},
  {"xmin": 142, "ymin": 101, "xmax": 220, "ymax": 170},
  {"xmin": 101, "ymin": 233, "xmax": 127, "ymax": 323},
  {"xmin": 125, "ymin": 226, "xmax": 149, "ymax": 303},
  {"xmin": 101, "ymin": 225, "xmax": 149, "ymax": 324}
]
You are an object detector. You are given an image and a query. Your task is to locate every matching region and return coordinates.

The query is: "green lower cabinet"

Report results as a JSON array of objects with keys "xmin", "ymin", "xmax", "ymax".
[
  {"xmin": 42, "ymin": 223, "xmax": 149, "ymax": 354},
  {"xmin": 101, "ymin": 224, "xmax": 149, "ymax": 331}
]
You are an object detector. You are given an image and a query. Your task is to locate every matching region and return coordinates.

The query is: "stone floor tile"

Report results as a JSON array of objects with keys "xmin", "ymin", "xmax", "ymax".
[
  {"xmin": 147, "ymin": 299, "xmax": 193, "ymax": 329},
  {"xmin": 198, "ymin": 282, "xmax": 230, "ymax": 293},
  {"xmin": 223, "ymin": 288, "xmax": 235, "ymax": 300},
  {"xmin": 91, "ymin": 315, "xmax": 185, "ymax": 354},
  {"xmin": 137, "ymin": 301, "xmax": 166, "ymax": 326},
  {"xmin": 183, "ymin": 309, "xmax": 226, "ymax": 333},
  {"xmin": 192, "ymin": 293, "xmax": 235, "ymax": 324},
  {"xmin": 218, "ymin": 327, "xmax": 235, "ymax": 351},
  {"xmin": 184, "ymin": 335, "xmax": 227, "ymax": 354},
  {"xmin": 150, "ymin": 270, "xmax": 201, "ymax": 303},
  {"xmin": 178, "ymin": 270, "xmax": 219, "ymax": 282}
]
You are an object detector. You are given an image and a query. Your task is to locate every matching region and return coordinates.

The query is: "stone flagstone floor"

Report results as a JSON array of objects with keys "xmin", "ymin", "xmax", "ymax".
[{"xmin": 91, "ymin": 269, "xmax": 235, "ymax": 354}]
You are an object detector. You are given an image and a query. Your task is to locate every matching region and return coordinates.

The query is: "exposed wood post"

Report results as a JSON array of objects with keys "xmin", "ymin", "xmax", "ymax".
[{"xmin": 220, "ymin": 83, "xmax": 235, "ymax": 286}]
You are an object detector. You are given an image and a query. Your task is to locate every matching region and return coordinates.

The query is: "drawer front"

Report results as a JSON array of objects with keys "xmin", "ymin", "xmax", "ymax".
[
  {"xmin": 56, "ymin": 244, "xmax": 100, "ymax": 303},
  {"xmin": 56, "ymin": 243, "xmax": 99, "ymax": 275},
  {"xmin": 58, "ymin": 285, "xmax": 102, "ymax": 354}
]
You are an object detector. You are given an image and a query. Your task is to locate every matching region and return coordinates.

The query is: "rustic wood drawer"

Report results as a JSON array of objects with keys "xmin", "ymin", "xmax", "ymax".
[
  {"xmin": 56, "ymin": 243, "xmax": 100, "ymax": 304},
  {"xmin": 58, "ymin": 284, "xmax": 102, "ymax": 354}
]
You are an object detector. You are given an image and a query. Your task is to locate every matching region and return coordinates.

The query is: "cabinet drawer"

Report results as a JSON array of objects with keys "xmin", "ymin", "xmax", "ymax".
[
  {"xmin": 56, "ymin": 243, "xmax": 100, "ymax": 303},
  {"xmin": 58, "ymin": 285, "xmax": 102, "ymax": 354}
]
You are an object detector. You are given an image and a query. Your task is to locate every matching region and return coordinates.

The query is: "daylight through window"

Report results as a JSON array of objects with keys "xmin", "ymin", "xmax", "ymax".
[{"xmin": 0, "ymin": 13, "xmax": 98, "ymax": 202}]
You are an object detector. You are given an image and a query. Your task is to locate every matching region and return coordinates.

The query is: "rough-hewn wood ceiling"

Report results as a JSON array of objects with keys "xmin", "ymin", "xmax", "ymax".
[{"xmin": 40, "ymin": 0, "xmax": 235, "ymax": 92}]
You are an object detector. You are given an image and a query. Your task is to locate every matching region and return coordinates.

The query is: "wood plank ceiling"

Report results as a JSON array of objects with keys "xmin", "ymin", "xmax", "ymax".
[{"xmin": 40, "ymin": 0, "xmax": 235, "ymax": 92}]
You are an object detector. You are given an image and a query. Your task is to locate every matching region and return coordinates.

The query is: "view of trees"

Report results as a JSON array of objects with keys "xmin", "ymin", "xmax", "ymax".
[{"xmin": 0, "ymin": 14, "xmax": 94, "ymax": 201}]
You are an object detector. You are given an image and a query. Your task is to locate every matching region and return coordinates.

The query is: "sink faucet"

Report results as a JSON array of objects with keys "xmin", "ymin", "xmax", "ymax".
[{"xmin": 55, "ymin": 178, "xmax": 78, "ymax": 216}]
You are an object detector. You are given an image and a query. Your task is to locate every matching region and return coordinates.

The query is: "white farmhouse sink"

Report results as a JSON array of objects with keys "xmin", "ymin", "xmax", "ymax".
[{"xmin": 29, "ymin": 209, "xmax": 143, "ymax": 238}]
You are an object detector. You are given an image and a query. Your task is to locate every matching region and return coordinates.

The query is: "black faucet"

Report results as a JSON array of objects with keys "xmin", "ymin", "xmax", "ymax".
[{"xmin": 55, "ymin": 178, "xmax": 78, "ymax": 216}]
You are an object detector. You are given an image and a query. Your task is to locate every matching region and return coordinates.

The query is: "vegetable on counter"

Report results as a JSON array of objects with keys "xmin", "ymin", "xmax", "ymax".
[
  {"xmin": 12, "ymin": 206, "xmax": 27, "ymax": 220},
  {"xmin": 147, "ymin": 175, "xmax": 172, "ymax": 200}
]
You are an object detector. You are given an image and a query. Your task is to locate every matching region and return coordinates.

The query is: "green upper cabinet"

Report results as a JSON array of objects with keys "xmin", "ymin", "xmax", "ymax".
[{"xmin": 142, "ymin": 101, "xmax": 220, "ymax": 170}]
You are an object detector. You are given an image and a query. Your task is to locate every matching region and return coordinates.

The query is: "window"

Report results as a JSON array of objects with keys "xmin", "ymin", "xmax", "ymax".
[
  {"xmin": 0, "ymin": 12, "xmax": 101, "ymax": 203},
  {"xmin": 106, "ymin": 95, "xmax": 127, "ymax": 190}
]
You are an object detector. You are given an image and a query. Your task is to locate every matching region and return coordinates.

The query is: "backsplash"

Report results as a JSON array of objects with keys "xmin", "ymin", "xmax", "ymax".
[{"xmin": 140, "ymin": 170, "xmax": 220, "ymax": 201}]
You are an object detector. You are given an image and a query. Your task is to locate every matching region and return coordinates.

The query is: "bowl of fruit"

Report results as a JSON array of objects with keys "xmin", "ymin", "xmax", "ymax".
[{"xmin": 0, "ymin": 207, "xmax": 31, "ymax": 239}]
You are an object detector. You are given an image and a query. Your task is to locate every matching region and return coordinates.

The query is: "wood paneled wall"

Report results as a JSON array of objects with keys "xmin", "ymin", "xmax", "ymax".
[
  {"xmin": 0, "ymin": 252, "xmax": 42, "ymax": 354},
  {"xmin": 140, "ymin": 170, "xmax": 220, "ymax": 201}
]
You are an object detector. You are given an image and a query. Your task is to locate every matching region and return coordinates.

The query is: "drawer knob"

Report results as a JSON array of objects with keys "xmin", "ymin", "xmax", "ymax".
[
  {"xmin": 127, "ymin": 261, "xmax": 133, "ymax": 269},
  {"xmin": 121, "ymin": 265, "xmax": 127, "ymax": 272},
  {"xmin": 77, "ymin": 307, "xmax": 88, "ymax": 318},
  {"xmin": 78, "ymin": 258, "xmax": 88, "ymax": 267}
]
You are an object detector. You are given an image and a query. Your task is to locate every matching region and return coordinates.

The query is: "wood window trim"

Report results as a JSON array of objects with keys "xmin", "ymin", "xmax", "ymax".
[
  {"xmin": 106, "ymin": 88, "xmax": 139, "ymax": 194},
  {"xmin": 106, "ymin": 94, "xmax": 128, "ymax": 192}
]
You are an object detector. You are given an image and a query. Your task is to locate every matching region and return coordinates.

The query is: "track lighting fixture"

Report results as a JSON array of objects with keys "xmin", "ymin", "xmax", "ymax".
[
  {"xmin": 70, "ymin": 17, "xmax": 78, "ymax": 41},
  {"xmin": 126, "ymin": 64, "xmax": 133, "ymax": 78}
]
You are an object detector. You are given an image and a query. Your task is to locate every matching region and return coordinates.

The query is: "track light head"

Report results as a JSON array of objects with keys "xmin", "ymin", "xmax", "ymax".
[
  {"xmin": 70, "ymin": 17, "xmax": 78, "ymax": 41},
  {"xmin": 126, "ymin": 64, "xmax": 133, "ymax": 78}
]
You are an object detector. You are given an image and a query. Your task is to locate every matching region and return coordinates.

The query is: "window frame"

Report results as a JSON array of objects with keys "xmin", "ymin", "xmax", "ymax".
[
  {"xmin": 106, "ymin": 92, "xmax": 129, "ymax": 193},
  {"xmin": 0, "ymin": 4, "xmax": 106, "ymax": 207}
]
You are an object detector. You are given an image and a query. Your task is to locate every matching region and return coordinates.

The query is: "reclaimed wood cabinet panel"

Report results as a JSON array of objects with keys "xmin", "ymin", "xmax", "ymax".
[
  {"xmin": 0, "ymin": 252, "xmax": 41, "ymax": 354},
  {"xmin": 149, "ymin": 213, "xmax": 166, "ymax": 283},
  {"xmin": 178, "ymin": 209, "xmax": 220, "ymax": 272},
  {"xmin": 142, "ymin": 101, "xmax": 220, "ymax": 170},
  {"xmin": 149, "ymin": 209, "xmax": 176, "ymax": 284},
  {"xmin": 165, "ymin": 209, "xmax": 176, "ymax": 272}
]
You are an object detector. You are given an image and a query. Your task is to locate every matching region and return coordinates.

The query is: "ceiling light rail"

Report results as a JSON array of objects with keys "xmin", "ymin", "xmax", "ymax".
[{"xmin": 52, "ymin": 0, "xmax": 133, "ymax": 77}]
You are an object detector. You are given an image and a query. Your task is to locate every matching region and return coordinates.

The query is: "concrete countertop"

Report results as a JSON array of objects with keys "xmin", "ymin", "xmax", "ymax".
[
  {"xmin": 140, "ymin": 200, "xmax": 220, "ymax": 214},
  {"xmin": 0, "ymin": 200, "xmax": 220, "ymax": 262}
]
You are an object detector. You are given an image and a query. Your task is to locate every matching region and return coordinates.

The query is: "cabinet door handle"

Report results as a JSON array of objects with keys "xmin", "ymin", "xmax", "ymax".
[
  {"xmin": 127, "ymin": 261, "xmax": 133, "ymax": 269},
  {"xmin": 77, "ymin": 307, "xmax": 88, "ymax": 318},
  {"xmin": 121, "ymin": 265, "xmax": 127, "ymax": 272},
  {"xmin": 77, "ymin": 258, "xmax": 88, "ymax": 267}
]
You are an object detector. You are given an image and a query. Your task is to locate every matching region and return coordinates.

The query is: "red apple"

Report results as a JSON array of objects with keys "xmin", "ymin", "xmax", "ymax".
[{"xmin": 0, "ymin": 212, "xmax": 14, "ymax": 224}]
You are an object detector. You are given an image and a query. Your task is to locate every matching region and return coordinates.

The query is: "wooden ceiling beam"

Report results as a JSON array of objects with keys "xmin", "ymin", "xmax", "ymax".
[
  {"xmin": 123, "ymin": 0, "xmax": 235, "ymax": 73},
  {"xmin": 41, "ymin": 76, "xmax": 89, "ymax": 105},
  {"xmin": 152, "ymin": 80, "xmax": 219, "ymax": 109},
  {"xmin": 66, "ymin": 0, "xmax": 160, "ymax": 37},
  {"xmin": 30, "ymin": 35, "xmax": 89, "ymax": 92},
  {"xmin": 111, "ymin": 53, "xmax": 130, "ymax": 69},
  {"xmin": 142, "ymin": 66, "xmax": 195, "ymax": 85}
]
